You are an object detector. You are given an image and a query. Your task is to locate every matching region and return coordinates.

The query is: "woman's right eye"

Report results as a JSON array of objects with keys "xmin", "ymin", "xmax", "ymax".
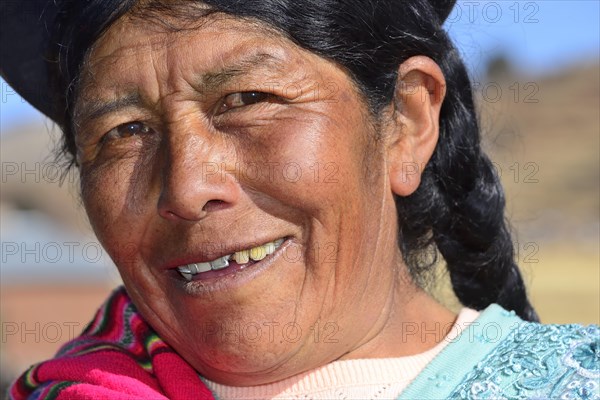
[{"xmin": 104, "ymin": 121, "xmax": 153, "ymax": 141}]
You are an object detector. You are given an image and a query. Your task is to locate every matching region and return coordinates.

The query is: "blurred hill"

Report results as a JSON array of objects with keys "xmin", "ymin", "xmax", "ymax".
[
  {"xmin": 1, "ymin": 123, "xmax": 117, "ymax": 284},
  {"xmin": 1, "ymin": 124, "xmax": 87, "ymax": 231},
  {"xmin": 481, "ymin": 61, "xmax": 598, "ymax": 241}
]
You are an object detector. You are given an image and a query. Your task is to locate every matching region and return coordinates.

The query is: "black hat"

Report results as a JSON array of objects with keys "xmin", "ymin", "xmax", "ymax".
[{"xmin": 0, "ymin": 0, "xmax": 457, "ymax": 123}]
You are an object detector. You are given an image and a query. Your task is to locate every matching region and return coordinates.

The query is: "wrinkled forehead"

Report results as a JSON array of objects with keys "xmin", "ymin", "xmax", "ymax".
[
  {"xmin": 80, "ymin": 11, "xmax": 288, "ymax": 83},
  {"xmin": 72, "ymin": 9, "xmax": 312, "ymax": 121},
  {"xmin": 71, "ymin": 8, "xmax": 354, "ymax": 128}
]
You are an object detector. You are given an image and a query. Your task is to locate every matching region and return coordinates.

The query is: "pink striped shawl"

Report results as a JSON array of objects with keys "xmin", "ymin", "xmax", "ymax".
[{"xmin": 9, "ymin": 286, "xmax": 215, "ymax": 400}]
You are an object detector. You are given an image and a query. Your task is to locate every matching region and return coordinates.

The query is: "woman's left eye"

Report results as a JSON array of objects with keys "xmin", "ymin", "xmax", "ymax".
[
  {"xmin": 104, "ymin": 121, "xmax": 153, "ymax": 141},
  {"xmin": 217, "ymin": 91, "xmax": 273, "ymax": 114}
]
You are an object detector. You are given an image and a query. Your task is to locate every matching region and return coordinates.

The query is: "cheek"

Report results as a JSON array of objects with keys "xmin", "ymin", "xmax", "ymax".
[
  {"xmin": 79, "ymin": 152, "xmax": 156, "ymax": 261},
  {"xmin": 236, "ymin": 107, "xmax": 371, "ymax": 214},
  {"xmin": 239, "ymin": 108, "xmax": 376, "ymax": 284}
]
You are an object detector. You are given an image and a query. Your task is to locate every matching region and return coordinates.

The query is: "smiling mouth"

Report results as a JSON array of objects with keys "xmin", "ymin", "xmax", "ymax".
[{"xmin": 175, "ymin": 238, "xmax": 286, "ymax": 281}]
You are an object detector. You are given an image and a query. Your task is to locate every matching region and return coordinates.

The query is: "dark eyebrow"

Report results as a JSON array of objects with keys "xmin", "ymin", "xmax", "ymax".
[
  {"xmin": 74, "ymin": 51, "xmax": 287, "ymax": 126},
  {"xmin": 74, "ymin": 92, "xmax": 142, "ymax": 128},
  {"xmin": 200, "ymin": 52, "xmax": 286, "ymax": 93}
]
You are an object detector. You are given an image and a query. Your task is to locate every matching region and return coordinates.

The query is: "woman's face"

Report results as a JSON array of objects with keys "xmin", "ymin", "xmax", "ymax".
[{"xmin": 74, "ymin": 12, "xmax": 406, "ymax": 384}]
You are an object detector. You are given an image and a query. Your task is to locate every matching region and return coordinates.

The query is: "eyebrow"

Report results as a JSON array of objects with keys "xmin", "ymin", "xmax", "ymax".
[
  {"xmin": 200, "ymin": 52, "xmax": 286, "ymax": 93},
  {"xmin": 74, "ymin": 51, "xmax": 287, "ymax": 127},
  {"xmin": 74, "ymin": 93, "xmax": 142, "ymax": 126}
]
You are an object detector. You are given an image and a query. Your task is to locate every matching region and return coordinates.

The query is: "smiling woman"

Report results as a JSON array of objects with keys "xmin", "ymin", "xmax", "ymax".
[{"xmin": 2, "ymin": 0, "xmax": 599, "ymax": 399}]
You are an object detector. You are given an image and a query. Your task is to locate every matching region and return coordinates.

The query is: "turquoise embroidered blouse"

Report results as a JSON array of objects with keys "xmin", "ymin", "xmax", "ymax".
[{"xmin": 399, "ymin": 304, "xmax": 600, "ymax": 400}]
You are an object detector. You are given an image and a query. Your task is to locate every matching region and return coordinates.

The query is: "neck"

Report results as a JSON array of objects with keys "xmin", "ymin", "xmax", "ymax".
[{"xmin": 340, "ymin": 266, "xmax": 456, "ymax": 360}]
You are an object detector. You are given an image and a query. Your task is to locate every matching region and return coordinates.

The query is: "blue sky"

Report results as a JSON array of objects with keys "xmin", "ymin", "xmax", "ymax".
[
  {"xmin": 445, "ymin": 1, "xmax": 600, "ymax": 75},
  {"xmin": 1, "ymin": 0, "xmax": 599, "ymax": 133}
]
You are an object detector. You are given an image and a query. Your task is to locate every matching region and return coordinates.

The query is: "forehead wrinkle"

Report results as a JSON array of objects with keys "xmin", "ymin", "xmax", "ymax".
[
  {"xmin": 74, "ymin": 17, "xmax": 302, "ymax": 129},
  {"xmin": 154, "ymin": 46, "xmax": 292, "ymax": 117},
  {"xmin": 74, "ymin": 51, "xmax": 287, "ymax": 128},
  {"xmin": 199, "ymin": 51, "xmax": 288, "ymax": 93},
  {"xmin": 74, "ymin": 35, "xmax": 165, "ymax": 124}
]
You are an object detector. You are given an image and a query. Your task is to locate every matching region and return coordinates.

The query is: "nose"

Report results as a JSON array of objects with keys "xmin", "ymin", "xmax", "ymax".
[{"xmin": 157, "ymin": 125, "xmax": 239, "ymax": 222}]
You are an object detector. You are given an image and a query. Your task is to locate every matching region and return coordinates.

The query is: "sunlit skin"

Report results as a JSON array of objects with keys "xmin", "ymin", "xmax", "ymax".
[{"xmin": 73, "ymin": 12, "xmax": 455, "ymax": 385}]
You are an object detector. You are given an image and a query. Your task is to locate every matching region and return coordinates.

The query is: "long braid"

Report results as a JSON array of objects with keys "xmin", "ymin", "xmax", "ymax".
[{"xmin": 396, "ymin": 31, "xmax": 539, "ymax": 322}]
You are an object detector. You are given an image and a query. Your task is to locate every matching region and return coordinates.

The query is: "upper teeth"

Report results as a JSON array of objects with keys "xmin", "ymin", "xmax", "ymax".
[{"xmin": 177, "ymin": 238, "xmax": 284, "ymax": 281}]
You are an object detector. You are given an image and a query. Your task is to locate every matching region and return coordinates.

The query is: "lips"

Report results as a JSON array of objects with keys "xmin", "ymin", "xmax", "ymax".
[{"xmin": 173, "ymin": 238, "xmax": 286, "ymax": 281}]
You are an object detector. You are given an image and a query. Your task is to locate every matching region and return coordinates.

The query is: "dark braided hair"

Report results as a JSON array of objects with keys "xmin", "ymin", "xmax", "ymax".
[{"xmin": 49, "ymin": 0, "xmax": 538, "ymax": 321}]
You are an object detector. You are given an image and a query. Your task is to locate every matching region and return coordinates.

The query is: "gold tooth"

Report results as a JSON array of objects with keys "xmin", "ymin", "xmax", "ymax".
[
  {"xmin": 228, "ymin": 239, "xmax": 284, "ymax": 264},
  {"xmin": 249, "ymin": 245, "xmax": 267, "ymax": 261}
]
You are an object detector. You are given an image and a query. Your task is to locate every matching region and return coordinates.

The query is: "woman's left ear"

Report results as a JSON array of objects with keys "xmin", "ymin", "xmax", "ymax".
[{"xmin": 384, "ymin": 56, "xmax": 446, "ymax": 196}]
